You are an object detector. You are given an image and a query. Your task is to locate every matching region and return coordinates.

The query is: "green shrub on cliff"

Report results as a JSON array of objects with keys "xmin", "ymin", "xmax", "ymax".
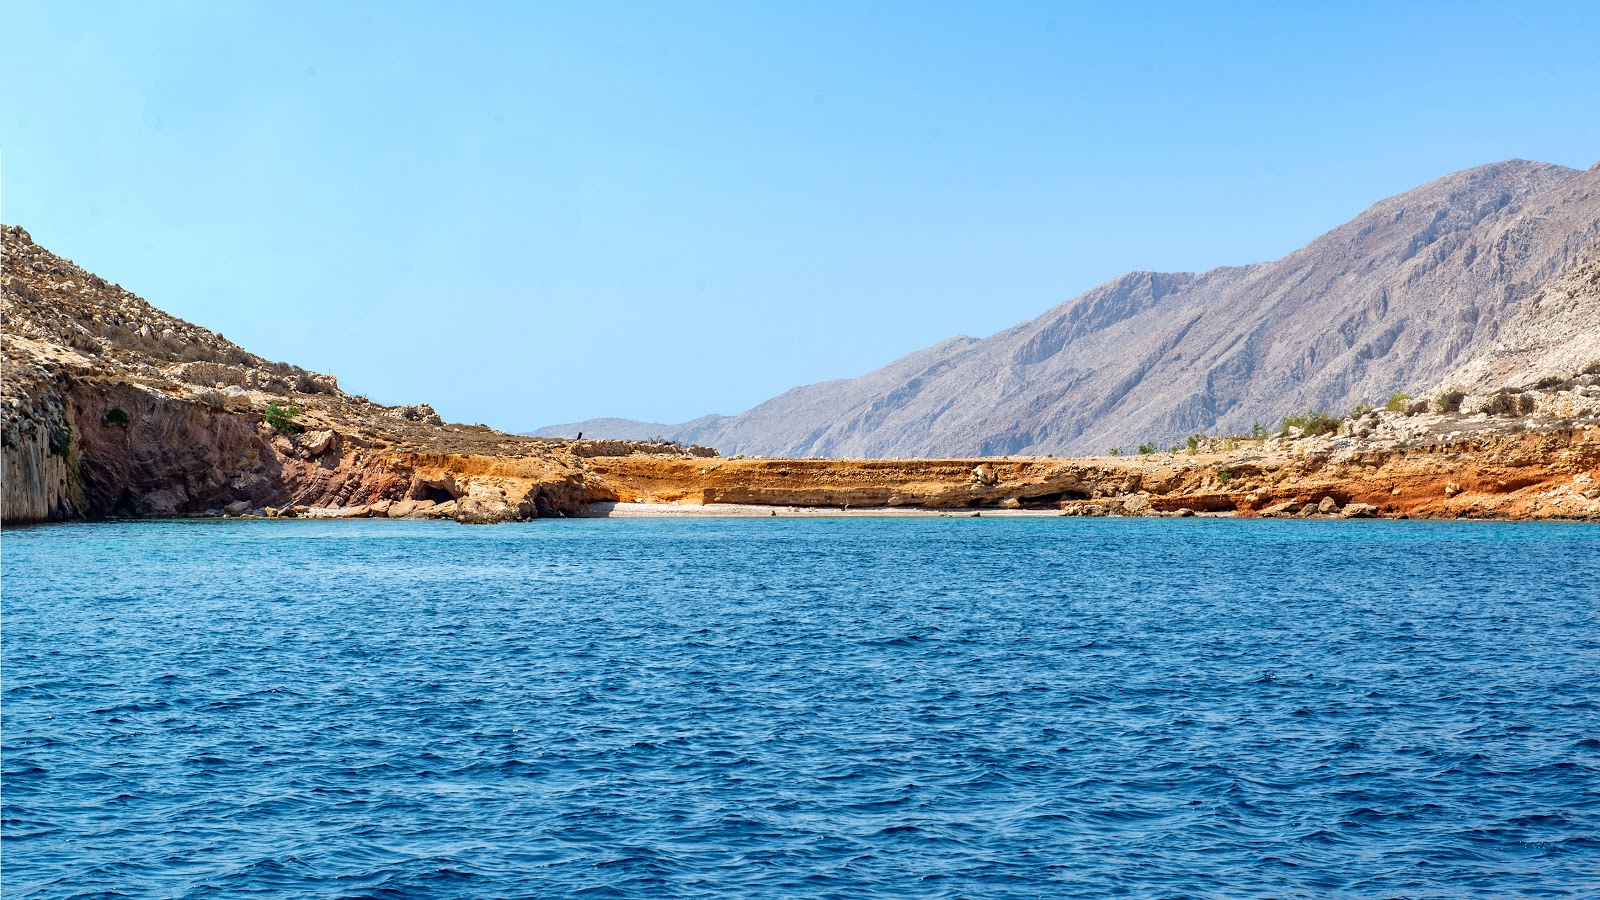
[
  {"xmin": 48, "ymin": 423, "xmax": 72, "ymax": 457},
  {"xmin": 103, "ymin": 407, "xmax": 130, "ymax": 427},
  {"xmin": 265, "ymin": 401, "xmax": 304, "ymax": 435},
  {"xmin": 1280, "ymin": 410, "xmax": 1337, "ymax": 436}
]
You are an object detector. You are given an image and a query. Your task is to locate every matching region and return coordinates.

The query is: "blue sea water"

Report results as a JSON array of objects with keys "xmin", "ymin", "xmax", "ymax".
[{"xmin": 3, "ymin": 518, "xmax": 1599, "ymax": 898}]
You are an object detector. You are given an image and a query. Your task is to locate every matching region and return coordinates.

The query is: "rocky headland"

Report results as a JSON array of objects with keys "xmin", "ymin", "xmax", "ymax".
[
  {"xmin": 1, "ymin": 224, "xmax": 713, "ymax": 525},
  {"xmin": 5, "ymin": 219, "xmax": 1599, "ymax": 525}
]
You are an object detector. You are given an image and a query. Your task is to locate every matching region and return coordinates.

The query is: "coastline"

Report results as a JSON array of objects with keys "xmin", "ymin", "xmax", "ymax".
[
  {"xmin": 578, "ymin": 501, "xmax": 1085, "ymax": 518},
  {"xmin": 5, "ymin": 225, "xmax": 1598, "ymax": 527}
]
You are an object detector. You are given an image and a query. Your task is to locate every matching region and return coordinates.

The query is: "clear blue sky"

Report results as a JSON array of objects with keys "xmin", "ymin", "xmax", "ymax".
[{"xmin": 5, "ymin": 2, "xmax": 1597, "ymax": 429}]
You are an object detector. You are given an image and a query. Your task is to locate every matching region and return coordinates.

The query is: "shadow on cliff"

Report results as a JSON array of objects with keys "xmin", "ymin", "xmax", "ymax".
[{"xmin": 68, "ymin": 379, "xmax": 298, "ymax": 517}]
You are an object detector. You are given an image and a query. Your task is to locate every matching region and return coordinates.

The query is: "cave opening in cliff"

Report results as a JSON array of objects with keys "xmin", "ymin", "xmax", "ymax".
[
  {"xmin": 417, "ymin": 485, "xmax": 455, "ymax": 505},
  {"xmin": 1020, "ymin": 489, "xmax": 1091, "ymax": 507}
]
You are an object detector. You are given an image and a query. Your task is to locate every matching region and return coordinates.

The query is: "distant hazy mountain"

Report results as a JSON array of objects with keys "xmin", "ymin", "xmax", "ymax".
[{"xmin": 533, "ymin": 159, "xmax": 1600, "ymax": 456}]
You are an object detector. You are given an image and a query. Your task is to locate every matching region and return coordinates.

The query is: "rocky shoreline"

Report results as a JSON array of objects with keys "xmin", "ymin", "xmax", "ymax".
[
  {"xmin": 5, "ymin": 223, "xmax": 1599, "ymax": 526},
  {"xmin": 11, "ymin": 393, "xmax": 1597, "ymax": 525},
  {"xmin": 573, "ymin": 399, "xmax": 1600, "ymax": 522}
]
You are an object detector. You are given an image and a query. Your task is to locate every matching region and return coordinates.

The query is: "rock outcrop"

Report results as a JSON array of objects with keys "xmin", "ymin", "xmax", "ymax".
[
  {"xmin": 540, "ymin": 159, "xmax": 1600, "ymax": 458},
  {"xmin": 7, "ymin": 201, "xmax": 1599, "ymax": 528},
  {"xmin": 1, "ymin": 225, "xmax": 708, "ymax": 525},
  {"xmin": 581, "ymin": 375, "xmax": 1600, "ymax": 521}
]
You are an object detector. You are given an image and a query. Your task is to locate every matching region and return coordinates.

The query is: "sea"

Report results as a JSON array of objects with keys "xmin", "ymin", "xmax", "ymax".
[{"xmin": 4, "ymin": 518, "xmax": 1598, "ymax": 898}]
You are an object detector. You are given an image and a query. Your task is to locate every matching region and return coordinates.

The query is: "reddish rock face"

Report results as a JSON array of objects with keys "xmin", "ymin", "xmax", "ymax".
[
  {"xmin": 70, "ymin": 382, "xmax": 290, "ymax": 516},
  {"xmin": 5, "ymin": 204, "xmax": 1599, "ymax": 526},
  {"xmin": 53, "ymin": 381, "xmax": 583, "ymax": 520},
  {"xmin": 2, "ymin": 224, "xmax": 618, "ymax": 524}
]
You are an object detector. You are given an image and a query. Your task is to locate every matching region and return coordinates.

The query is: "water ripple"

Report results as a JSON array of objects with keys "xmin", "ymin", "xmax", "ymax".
[{"xmin": 3, "ymin": 517, "xmax": 1598, "ymax": 897}]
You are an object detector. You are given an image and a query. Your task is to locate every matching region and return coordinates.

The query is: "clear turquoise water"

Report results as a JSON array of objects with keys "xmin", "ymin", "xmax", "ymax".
[{"xmin": 4, "ymin": 518, "xmax": 1599, "ymax": 898}]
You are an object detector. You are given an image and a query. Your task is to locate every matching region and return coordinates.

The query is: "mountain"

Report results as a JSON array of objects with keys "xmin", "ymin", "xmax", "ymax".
[
  {"xmin": 7, "ymin": 220, "xmax": 1597, "ymax": 527},
  {"xmin": 1443, "ymin": 237, "xmax": 1600, "ymax": 390},
  {"xmin": 538, "ymin": 159, "xmax": 1600, "ymax": 456}
]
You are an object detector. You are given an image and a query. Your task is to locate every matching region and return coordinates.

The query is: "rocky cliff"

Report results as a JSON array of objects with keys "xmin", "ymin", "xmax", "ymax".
[
  {"xmin": 587, "ymin": 374, "xmax": 1600, "ymax": 522},
  {"xmin": 540, "ymin": 159, "xmax": 1600, "ymax": 457},
  {"xmin": 7, "ymin": 192, "xmax": 1599, "ymax": 527},
  {"xmin": 1, "ymin": 225, "xmax": 709, "ymax": 525}
]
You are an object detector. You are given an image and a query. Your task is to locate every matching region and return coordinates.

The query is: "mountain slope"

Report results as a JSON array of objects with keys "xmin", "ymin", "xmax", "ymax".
[
  {"xmin": 1443, "ymin": 237, "xmax": 1600, "ymax": 390},
  {"xmin": 543, "ymin": 159, "xmax": 1600, "ymax": 457}
]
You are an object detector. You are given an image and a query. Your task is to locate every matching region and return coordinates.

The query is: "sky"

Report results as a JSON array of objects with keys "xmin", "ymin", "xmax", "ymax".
[{"xmin": 4, "ymin": 2, "xmax": 1598, "ymax": 430}]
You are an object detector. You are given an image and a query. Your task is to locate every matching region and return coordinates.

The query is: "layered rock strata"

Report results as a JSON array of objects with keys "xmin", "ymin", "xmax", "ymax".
[
  {"xmin": 2, "ymin": 225, "xmax": 708, "ymax": 525},
  {"xmin": 6, "ymin": 223, "xmax": 1598, "ymax": 525},
  {"xmin": 583, "ymin": 380, "xmax": 1600, "ymax": 521}
]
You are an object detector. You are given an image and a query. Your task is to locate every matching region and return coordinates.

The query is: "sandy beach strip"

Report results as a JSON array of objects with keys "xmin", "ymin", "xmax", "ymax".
[{"xmin": 577, "ymin": 501, "xmax": 1063, "ymax": 518}]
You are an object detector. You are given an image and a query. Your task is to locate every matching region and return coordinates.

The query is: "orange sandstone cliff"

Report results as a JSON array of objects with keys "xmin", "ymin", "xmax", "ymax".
[{"xmin": 4, "ymin": 224, "xmax": 1599, "ymax": 525}]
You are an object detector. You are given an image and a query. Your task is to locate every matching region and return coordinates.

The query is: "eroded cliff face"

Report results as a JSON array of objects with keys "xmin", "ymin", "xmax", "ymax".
[
  {"xmin": 6, "ymin": 221, "xmax": 1599, "ymax": 527},
  {"xmin": 0, "ymin": 367, "xmax": 605, "ymax": 524},
  {"xmin": 1, "ymin": 396, "xmax": 81, "ymax": 522},
  {"xmin": 582, "ymin": 389, "xmax": 1600, "ymax": 522},
  {"xmin": 2, "ymin": 225, "xmax": 705, "ymax": 525}
]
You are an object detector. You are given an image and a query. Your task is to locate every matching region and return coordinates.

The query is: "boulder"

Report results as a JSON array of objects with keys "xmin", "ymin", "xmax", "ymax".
[
  {"xmin": 1260, "ymin": 500, "xmax": 1299, "ymax": 517},
  {"xmin": 971, "ymin": 465, "xmax": 999, "ymax": 486},
  {"xmin": 1175, "ymin": 508, "xmax": 1196, "ymax": 517},
  {"xmin": 223, "ymin": 499, "xmax": 251, "ymax": 516},
  {"xmin": 1317, "ymin": 496, "xmax": 1339, "ymax": 514},
  {"xmin": 301, "ymin": 429, "xmax": 337, "ymax": 456},
  {"xmin": 387, "ymin": 498, "xmax": 418, "ymax": 518},
  {"xmin": 1340, "ymin": 503, "xmax": 1379, "ymax": 518},
  {"xmin": 138, "ymin": 489, "xmax": 186, "ymax": 517},
  {"xmin": 1000, "ymin": 498, "xmax": 1022, "ymax": 510},
  {"xmin": 393, "ymin": 403, "xmax": 444, "ymax": 426}
]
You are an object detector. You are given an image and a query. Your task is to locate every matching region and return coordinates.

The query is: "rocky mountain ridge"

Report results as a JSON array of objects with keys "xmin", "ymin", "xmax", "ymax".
[
  {"xmin": 6, "ymin": 165, "xmax": 1599, "ymax": 526},
  {"xmin": 538, "ymin": 159, "xmax": 1600, "ymax": 457}
]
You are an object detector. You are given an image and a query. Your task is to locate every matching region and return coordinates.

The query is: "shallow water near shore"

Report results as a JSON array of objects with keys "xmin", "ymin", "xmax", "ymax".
[{"xmin": 5, "ymin": 518, "xmax": 1599, "ymax": 897}]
